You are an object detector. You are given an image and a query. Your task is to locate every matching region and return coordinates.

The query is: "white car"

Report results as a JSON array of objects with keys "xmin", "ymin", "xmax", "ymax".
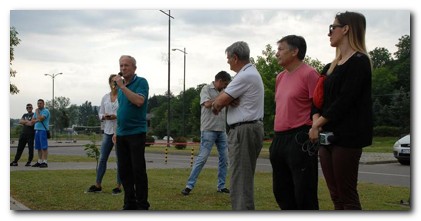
[
  {"xmin": 393, "ymin": 134, "xmax": 410, "ymax": 165},
  {"xmin": 162, "ymin": 136, "xmax": 173, "ymax": 141}
]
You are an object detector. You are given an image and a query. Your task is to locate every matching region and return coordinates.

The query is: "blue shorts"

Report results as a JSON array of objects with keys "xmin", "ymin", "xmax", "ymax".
[{"xmin": 34, "ymin": 130, "xmax": 48, "ymax": 150}]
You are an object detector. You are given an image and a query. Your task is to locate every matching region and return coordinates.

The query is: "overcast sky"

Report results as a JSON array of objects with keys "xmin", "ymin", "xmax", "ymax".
[
  {"xmin": 8, "ymin": 9, "xmax": 410, "ymax": 119},
  {"xmin": 3, "ymin": 0, "xmax": 420, "ymax": 220}
]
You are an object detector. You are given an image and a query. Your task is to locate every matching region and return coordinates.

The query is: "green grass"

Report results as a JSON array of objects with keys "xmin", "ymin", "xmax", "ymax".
[{"xmin": 10, "ymin": 168, "xmax": 410, "ymax": 211}]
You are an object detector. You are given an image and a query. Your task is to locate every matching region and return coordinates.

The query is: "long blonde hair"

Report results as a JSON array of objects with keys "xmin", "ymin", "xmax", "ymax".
[{"xmin": 328, "ymin": 11, "xmax": 372, "ymax": 74}]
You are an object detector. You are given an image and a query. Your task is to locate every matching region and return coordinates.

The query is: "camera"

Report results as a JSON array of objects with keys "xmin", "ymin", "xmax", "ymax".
[{"xmin": 319, "ymin": 132, "xmax": 334, "ymax": 145}]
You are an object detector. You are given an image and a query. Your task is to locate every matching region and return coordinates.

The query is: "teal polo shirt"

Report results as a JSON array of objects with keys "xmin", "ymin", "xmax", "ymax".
[{"xmin": 117, "ymin": 74, "xmax": 149, "ymax": 136}]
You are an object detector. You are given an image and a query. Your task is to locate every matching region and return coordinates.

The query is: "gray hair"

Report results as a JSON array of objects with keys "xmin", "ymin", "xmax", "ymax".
[
  {"xmin": 225, "ymin": 41, "xmax": 250, "ymax": 62},
  {"xmin": 119, "ymin": 55, "xmax": 137, "ymax": 67}
]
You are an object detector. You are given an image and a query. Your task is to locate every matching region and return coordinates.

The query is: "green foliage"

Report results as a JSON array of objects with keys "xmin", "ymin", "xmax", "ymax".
[
  {"xmin": 10, "ymin": 26, "xmax": 21, "ymax": 94},
  {"xmin": 191, "ymin": 136, "xmax": 200, "ymax": 143},
  {"xmin": 145, "ymin": 135, "xmax": 155, "ymax": 147},
  {"xmin": 173, "ymin": 136, "xmax": 188, "ymax": 150},
  {"xmin": 83, "ymin": 134, "xmax": 100, "ymax": 171},
  {"xmin": 373, "ymin": 126, "xmax": 402, "ymax": 137}
]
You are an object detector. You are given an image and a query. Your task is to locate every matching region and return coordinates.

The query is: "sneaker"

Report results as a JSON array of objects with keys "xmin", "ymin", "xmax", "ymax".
[
  {"xmin": 32, "ymin": 162, "xmax": 41, "ymax": 167},
  {"xmin": 25, "ymin": 162, "xmax": 31, "ymax": 167},
  {"xmin": 217, "ymin": 188, "xmax": 230, "ymax": 194},
  {"xmin": 10, "ymin": 161, "xmax": 18, "ymax": 166},
  {"xmin": 112, "ymin": 187, "xmax": 122, "ymax": 195},
  {"xmin": 181, "ymin": 187, "xmax": 192, "ymax": 196},
  {"xmin": 87, "ymin": 185, "xmax": 102, "ymax": 193},
  {"xmin": 39, "ymin": 162, "xmax": 48, "ymax": 168}
]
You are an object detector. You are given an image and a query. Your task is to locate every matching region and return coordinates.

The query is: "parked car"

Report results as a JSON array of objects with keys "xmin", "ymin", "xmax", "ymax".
[
  {"xmin": 393, "ymin": 134, "xmax": 410, "ymax": 165},
  {"xmin": 162, "ymin": 136, "xmax": 173, "ymax": 141}
]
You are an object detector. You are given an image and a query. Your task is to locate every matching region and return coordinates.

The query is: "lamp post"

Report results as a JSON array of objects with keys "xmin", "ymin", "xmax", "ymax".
[
  {"xmin": 160, "ymin": 10, "xmax": 174, "ymax": 163},
  {"xmin": 44, "ymin": 72, "xmax": 63, "ymax": 138},
  {"xmin": 172, "ymin": 47, "xmax": 187, "ymax": 137}
]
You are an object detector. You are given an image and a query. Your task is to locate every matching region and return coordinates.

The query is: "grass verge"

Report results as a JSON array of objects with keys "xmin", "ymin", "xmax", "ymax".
[{"xmin": 10, "ymin": 168, "xmax": 410, "ymax": 211}]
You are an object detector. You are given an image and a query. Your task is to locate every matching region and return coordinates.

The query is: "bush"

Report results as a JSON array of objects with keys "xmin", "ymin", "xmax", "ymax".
[
  {"xmin": 145, "ymin": 135, "xmax": 155, "ymax": 147},
  {"xmin": 191, "ymin": 136, "xmax": 200, "ymax": 143},
  {"xmin": 373, "ymin": 126, "xmax": 402, "ymax": 137},
  {"xmin": 173, "ymin": 136, "xmax": 188, "ymax": 150}
]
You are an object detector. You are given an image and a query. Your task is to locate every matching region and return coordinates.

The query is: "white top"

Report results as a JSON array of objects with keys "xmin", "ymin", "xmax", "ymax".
[
  {"xmin": 98, "ymin": 92, "xmax": 118, "ymax": 135},
  {"xmin": 223, "ymin": 63, "xmax": 264, "ymax": 125}
]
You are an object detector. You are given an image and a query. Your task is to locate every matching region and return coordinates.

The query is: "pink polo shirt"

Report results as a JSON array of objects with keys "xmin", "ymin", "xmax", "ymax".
[{"xmin": 274, "ymin": 63, "xmax": 319, "ymax": 132}]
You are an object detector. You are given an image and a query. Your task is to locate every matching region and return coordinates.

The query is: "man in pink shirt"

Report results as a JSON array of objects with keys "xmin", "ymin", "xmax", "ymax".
[{"xmin": 270, "ymin": 35, "xmax": 319, "ymax": 210}]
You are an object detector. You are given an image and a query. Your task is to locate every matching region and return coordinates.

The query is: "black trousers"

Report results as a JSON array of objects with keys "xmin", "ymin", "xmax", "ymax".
[
  {"xmin": 269, "ymin": 125, "xmax": 319, "ymax": 210},
  {"xmin": 116, "ymin": 133, "xmax": 150, "ymax": 210},
  {"xmin": 14, "ymin": 132, "xmax": 35, "ymax": 163}
]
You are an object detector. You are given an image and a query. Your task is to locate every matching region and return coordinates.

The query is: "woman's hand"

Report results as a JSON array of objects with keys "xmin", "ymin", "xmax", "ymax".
[{"xmin": 309, "ymin": 127, "xmax": 320, "ymax": 143}]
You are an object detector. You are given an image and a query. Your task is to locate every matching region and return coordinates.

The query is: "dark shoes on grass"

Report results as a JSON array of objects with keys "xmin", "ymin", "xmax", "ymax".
[
  {"xmin": 181, "ymin": 187, "xmax": 230, "ymax": 196},
  {"xmin": 181, "ymin": 187, "xmax": 192, "ymax": 195},
  {"xmin": 217, "ymin": 188, "xmax": 230, "ymax": 194}
]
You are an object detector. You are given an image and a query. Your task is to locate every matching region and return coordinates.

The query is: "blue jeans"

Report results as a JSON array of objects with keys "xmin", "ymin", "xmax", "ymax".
[
  {"xmin": 186, "ymin": 131, "xmax": 228, "ymax": 190},
  {"xmin": 96, "ymin": 133, "xmax": 121, "ymax": 185}
]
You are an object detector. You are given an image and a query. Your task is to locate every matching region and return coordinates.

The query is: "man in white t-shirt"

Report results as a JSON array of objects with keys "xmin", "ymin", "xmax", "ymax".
[{"xmin": 212, "ymin": 41, "xmax": 264, "ymax": 210}]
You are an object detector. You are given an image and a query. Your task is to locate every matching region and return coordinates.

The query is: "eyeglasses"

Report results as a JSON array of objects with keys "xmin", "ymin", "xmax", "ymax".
[
  {"xmin": 329, "ymin": 24, "xmax": 345, "ymax": 35},
  {"xmin": 26, "ymin": 106, "xmax": 32, "ymax": 109}
]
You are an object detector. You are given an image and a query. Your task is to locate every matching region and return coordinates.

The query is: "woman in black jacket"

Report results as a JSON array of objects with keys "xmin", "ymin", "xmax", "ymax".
[{"xmin": 309, "ymin": 11, "xmax": 373, "ymax": 210}]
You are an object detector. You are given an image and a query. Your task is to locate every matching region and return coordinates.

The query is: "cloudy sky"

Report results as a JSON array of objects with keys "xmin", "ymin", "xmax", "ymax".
[
  {"xmin": 3, "ymin": 0, "xmax": 419, "ymax": 220},
  {"xmin": 8, "ymin": 9, "xmax": 410, "ymax": 119}
]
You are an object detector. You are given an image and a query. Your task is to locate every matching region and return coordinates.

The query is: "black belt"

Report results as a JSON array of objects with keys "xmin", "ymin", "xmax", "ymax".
[{"xmin": 229, "ymin": 120, "xmax": 261, "ymax": 129}]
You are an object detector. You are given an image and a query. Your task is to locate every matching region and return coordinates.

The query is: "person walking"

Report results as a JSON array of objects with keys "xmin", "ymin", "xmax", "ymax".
[
  {"xmin": 10, "ymin": 103, "xmax": 35, "ymax": 167},
  {"xmin": 86, "ymin": 74, "xmax": 122, "ymax": 195},
  {"xmin": 212, "ymin": 41, "xmax": 264, "ymax": 210},
  {"xmin": 31, "ymin": 99, "xmax": 50, "ymax": 168},
  {"xmin": 181, "ymin": 71, "xmax": 231, "ymax": 196},
  {"xmin": 309, "ymin": 11, "xmax": 373, "ymax": 210},
  {"xmin": 113, "ymin": 55, "xmax": 150, "ymax": 210},
  {"xmin": 270, "ymin": 35, "xmax": 320, "ymax": 210}
]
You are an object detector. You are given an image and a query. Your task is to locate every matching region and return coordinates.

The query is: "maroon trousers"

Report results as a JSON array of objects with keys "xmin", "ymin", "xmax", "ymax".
[{"xmin": 319, "ymin": 145, "xmax": 362, "ymax": 210}]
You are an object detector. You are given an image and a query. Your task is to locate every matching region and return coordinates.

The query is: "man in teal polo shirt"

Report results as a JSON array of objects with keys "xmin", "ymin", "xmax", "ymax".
[{"xmin": 113, "ymin": 55, "xmax": 150, "ymax": 210}]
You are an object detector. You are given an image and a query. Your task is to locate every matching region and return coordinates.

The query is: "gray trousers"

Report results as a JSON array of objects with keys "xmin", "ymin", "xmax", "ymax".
[{"xmin": 228, "ymin": 121, "xmax": 264, "ymax": 210}]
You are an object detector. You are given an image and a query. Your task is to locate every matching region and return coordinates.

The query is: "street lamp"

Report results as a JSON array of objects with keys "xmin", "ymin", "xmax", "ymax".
[
  {"xmin": 172, "ymin": 48, "xmax": 187, "ymax": 137},
  {"xmin": 160, "ymin": 10, "xmax": 175, "ymax": 163},
  {"xmin": 44, "ymin": 72, "xmax": 63, "ymax": 138}
]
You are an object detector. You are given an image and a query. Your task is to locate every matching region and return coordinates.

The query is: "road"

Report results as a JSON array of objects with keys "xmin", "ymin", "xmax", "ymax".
[{"xmin": 10, "ymin": 144, "xmax": 410, "ymax": 187}]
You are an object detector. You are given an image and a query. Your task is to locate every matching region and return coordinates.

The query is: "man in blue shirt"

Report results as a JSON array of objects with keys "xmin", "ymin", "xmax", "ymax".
[
  {"xmin": 32, "ymin": 99, "xmax": 50, "ymax": 168},
  {"xmin": 113, "ymin": 55, "xmax": 150, "ymax": 210}
]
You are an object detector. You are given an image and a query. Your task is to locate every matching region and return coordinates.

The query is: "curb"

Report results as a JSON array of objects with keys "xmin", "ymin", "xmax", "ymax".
[{"xmin": 10, "ymin": 196, "xmax": 30, "ymax": 210}]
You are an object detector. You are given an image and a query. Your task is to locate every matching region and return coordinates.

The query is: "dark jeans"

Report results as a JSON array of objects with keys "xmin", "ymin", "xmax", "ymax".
[
  {"xmin": 13, "ymin": 132, "xmax": 35, "ymax": 163},
  {"xmin": 319, "ymin": 145, "xmax": 362, "ymax": 210},
  {"xmin": 116, "ymin": 133, "xmax": 150, "ymax": 210},
  {"xmin": 269, "ymin": 126, "xmax": 319, "ymax": 210}
]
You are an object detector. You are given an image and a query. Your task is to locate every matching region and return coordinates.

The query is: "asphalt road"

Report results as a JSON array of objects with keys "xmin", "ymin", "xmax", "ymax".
[{"xmin": 10, "ymin": 143, "xmax": 410, "ymax": 187}]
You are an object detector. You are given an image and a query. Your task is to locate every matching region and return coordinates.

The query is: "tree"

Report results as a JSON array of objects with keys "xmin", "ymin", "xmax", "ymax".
[
  {"xmin": 10, "ymin": 26, "xmax": 21, "ymax": 94},
  {"xmin": 369, "ymin": 47, "xmax": 392, "ymax": 69},
  {"xmin": 394, "ymin": 35, "xmax": 410, "ymax": 60}
]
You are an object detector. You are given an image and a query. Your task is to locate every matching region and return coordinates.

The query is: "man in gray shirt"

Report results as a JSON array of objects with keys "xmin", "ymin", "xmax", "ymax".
[
  {"xmin": 181, "ymin": 71, "xmax": 232, "ymax": 196},
  {"xmin": 212, "ymin": 41, "xmax": 265, "ymax": 210}
]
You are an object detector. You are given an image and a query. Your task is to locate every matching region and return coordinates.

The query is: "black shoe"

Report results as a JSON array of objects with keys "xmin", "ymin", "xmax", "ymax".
[
  {"xmin": 112, "ymin": 187, "xmax": 122, "ymax": 195},
  {"xmin": 39, "ymin": 162, "xmax": 48, "ymax": 168},
  {"xmin": 122, "ymin": 204, "xmax": 138, "ymax": 210},
  {"xmin": 32, "ymin": 162, "xmax": 41, "ymax": 167},
  {"xmin": 217, "ymin": 188, "xmax": 230, "ymax": 194},
  {"xmin": 10, "ymin": 161, "xmax": 18, "ymax": 166},
  {"xmin": 181, "ymin": 187, "xmax": 192, "ymax": 196},
  {"xmin": 25, "ymin": 162, "xmax": 31, "ymax": 167},
  {"xmin": 87, "ymin": 185, "xmax": 102, "ymax": 193}
]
